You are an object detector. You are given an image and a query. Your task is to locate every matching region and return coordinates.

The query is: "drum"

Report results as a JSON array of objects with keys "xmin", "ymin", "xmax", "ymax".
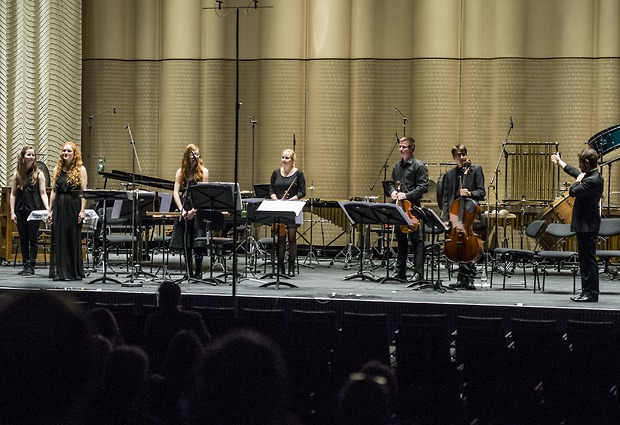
[
  {"xmin": 541, "ymin": 193, "xmax": 575, "ymax": 224},
  {"xmin": 436, "ymin": 173, "xmax": 445, "ymax": 210},
  {"xmin": 537, "ymin": 193, "xmax": 575, "ymax": 249},
  {"xmin": 588, "ymin": 123, "xmax": 620, "ymax": 158}
]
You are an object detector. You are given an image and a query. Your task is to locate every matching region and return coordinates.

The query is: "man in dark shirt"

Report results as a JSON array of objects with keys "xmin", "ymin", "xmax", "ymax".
[
  {"xmin": 144, "ymin": 281, "xmax": 211, "ymax": 372},
  {"xmin": 388, "ymin": 137, "xmax": 429, "ymax": 282},
  {"xmin": 440, "ymin": 145, "xmax": 486, "ymax": 290},
  {"xmin": 551, "ymin": 148, "xmax": 604, "ymax": 302}
]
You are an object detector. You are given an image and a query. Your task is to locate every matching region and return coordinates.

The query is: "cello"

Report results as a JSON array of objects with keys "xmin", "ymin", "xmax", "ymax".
[
  {"xmin": 443, "ymin": 163, "xmax": 484, "ymax": 263},
  {"xmin": 396, "ymin": 181, "xmax": 419, "ymax": 233}
]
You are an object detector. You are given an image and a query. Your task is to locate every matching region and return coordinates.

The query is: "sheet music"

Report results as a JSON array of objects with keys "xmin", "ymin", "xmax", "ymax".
[{"xmin": 257, "ymin": 199, "xmax": 306, "ymax": 225}]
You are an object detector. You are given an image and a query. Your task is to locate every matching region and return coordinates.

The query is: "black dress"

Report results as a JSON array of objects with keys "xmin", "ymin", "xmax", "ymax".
[
  {"xmin": 49, "ymin": 170, "xmax": 85, "ymax": 280},
  {"xmin": 169, "ymin": 179, "xmax": 207, "ymax": 253}
]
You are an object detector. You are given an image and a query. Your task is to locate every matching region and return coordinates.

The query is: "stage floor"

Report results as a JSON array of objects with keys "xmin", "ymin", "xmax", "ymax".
[{"xmin": 1, "ymin": 251, "xmax": 619, "ymax": 312}]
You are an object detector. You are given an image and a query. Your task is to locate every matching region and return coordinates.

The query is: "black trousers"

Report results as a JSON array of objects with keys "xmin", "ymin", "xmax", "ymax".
[
  {"xmin": 16, "ymin": 210, "xmax": 39, "ymax": 266},
  {"xmin": 576, "ymin": 231, "xmax": 599, "ymax": 295},
  {"xmin": 395, "ymin": 225, "xmax": 424, "ymax": 276}
]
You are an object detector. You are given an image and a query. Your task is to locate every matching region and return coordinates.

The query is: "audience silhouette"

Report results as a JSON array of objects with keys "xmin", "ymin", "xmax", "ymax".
[
  {"xmin": 144, "ymin": 281, "xmax": 210, "ymax": 373},
  {"xmin": 0, "ymin": 291, "xmax": 90, "ymax": 425},
  {"xmin": 192, "ymin": 328, "xmax": 301, "ymax": 425}
]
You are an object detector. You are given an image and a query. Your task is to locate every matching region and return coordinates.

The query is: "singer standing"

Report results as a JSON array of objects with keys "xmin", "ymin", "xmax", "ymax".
[
  {"xmin": 441, "ymin": 145, "xmax": 486, "ymax": 290},
  {"xmin": 170, "ymin": 144, "xmax": 209, "ymax": 279},
  {"xmin": 270, "ymin": 148, "xmax": 306, "ymax": 276},
  {"xmin": 388, "ymin": 137, "xmax": 428, "ymax": 282},
  {"xmin": 10, "ymin": 146, "xmax": 49, "ymax": 276},
  {"xmin": 551, "ymin": 149, "xmax": 603, "ymax": 302},
  {"xmin": 47, "ymin": 142, "xmax": 87, "ymax": 281}
]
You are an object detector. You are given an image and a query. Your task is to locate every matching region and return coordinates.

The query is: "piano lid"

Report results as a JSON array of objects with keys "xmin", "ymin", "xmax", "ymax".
[{"xmin": 99, "ymin": 170, "xmax": 174, "ymax": 191}]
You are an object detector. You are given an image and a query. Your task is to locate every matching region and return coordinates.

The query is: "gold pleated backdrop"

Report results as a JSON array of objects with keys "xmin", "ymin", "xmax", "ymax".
[
  {"xmin": 76, "ymin": 0, "xmax": 620, "ymax": 207},
  {"xmin": 3, "ymin": 0, "xmax": 620, "ymax": 205}
]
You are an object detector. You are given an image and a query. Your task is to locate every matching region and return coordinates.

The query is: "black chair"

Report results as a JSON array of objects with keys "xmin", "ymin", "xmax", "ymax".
[
  {"xmin": 563, "ymin": 320, "xmax": 620, "ymax": 423},
  {"xmin": 491, "ymin": 219, "xmax": 545, "ymax": 289},
  {"xmin": 239, "ymin": 308, "xmax": 287, "ymax": 345},
  {"xmin": 286, "ymin": 310, "xmax": 338, "ymax": 423},
  {"xmin": 332, "ymin": 312, "xmax": 391, "ymax": 387},
  {"xmin": 455, "ymin": 316, "xmax": 510, "ymax": 424},
  {"xmin": 508, "ymin": 318, "xmax": 568, "ymax": 423},
  {"xmin": 535, "ymin": 223, "xmax": 579, "ymax": 293},
  {"xmin": 191, "ymin": 306, "xmax": 237, "ymax": 339},
  {"xmin": 596, "ymin": 218, "xmax": 620, "ymax": 279},
  {"xmin": 193, "ymin": 211, "xmax": 236, "ymax": 284},
  {"xmin": 104, "ymin": 201, "xmax": 137, "ymax": 270},
  {"xmin": 395, "ymin": 314, "xmax": 461, "ymax": 424}
]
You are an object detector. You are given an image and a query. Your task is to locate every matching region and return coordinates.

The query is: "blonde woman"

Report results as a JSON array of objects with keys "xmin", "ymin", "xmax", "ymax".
[
  {"xmin": 47, "ymin": 142, "xmax": 88, "ymax": 281},
  {"xmin": 269, "ymin": 148, "xmax": 306, "ymax": 276},
  {"xmin": 170, "ymin": 144, "xmax": 209, "ymax": 278},
  {"xmin": 9, "ymin": 146, "xmax": 49, "ymax": 276}
]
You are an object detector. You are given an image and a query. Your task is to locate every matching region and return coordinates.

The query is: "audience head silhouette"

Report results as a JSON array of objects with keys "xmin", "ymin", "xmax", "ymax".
[
  {"xmin": 84, "ymin": 306, "xmax": 124, "ymax": 345},
  {"xmin": 193, "ymin": 328, "xmax": 291, "ymax": 425},
  {"xmin": 0, "ymin": 291, "xmax": 89, "ymax": 424},
  {"xmin": 337, "ymin": 371, "xmax": 393, "ymax": 425},
  {"xmin": 158, "ymin": 280, "xmax": 181, "ymax": 309}
]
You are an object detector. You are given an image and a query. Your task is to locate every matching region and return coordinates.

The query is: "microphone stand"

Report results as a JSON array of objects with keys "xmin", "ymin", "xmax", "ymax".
[
  {"xmin": 175, "ymin": 166, "xmax": 195, "ymax": 285},
  {"xmin": 395, "ymin": 107, "xmax": 408, "ymax": 137},
  {"xmin": 249, "ymin": 116, "xmax": 259, "ymax": 189},
  {"xmin": 86, "ymin": 107, "xmax": 115, "ymax": 179},
  {"xmin": 369, "ymin": 133, "xmax": 399, "ymax": 267},
  {"xmin": 122, "ymin": 124, "xmax": 153, "ymax": 287},
  {"xmin": 204, "ymin": 2, "xmax": 273, "ymax": 311},
  {"xmin": 489, "ymin": 119, "xmax": 513, "ymax": 253}
]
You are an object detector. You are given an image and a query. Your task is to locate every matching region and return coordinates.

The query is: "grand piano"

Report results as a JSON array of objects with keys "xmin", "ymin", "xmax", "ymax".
[{"xmin": 99, "ymin": 170, "xmax": 175, "ymax": 192}]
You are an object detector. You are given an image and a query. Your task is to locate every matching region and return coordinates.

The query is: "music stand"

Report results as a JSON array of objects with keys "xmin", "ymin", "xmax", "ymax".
[
  {"xmin": 238, "ymin": 198, "xmax": 268, "ymax": 284},
  {"xmin": 253, "ymin": 183, "xmax": 271, "ymax": 199},
  {"xmin": 188, "ymin": 182, "xmax": 241, "ymax": 286},
  {"xmin": 369, "ymin": 203, "xmax": 417, "ymax": 284},
  {"xmin": 82, "ymin": 190, "xmax": 128, "ymax": 285},
  {"xmin": 408, "ymin": 206, "xmax": 451, "ymax": 292},
  {"xmin": 123, "ymin": 191, "xmax": 157, "ymax": 285},
  {"xmin": 339, "ymin": 201, "xmax": 401, "ymax": 282},
  {"xmin": 255, "ymin": 199, "xmax": 306, "ymax": 288}
]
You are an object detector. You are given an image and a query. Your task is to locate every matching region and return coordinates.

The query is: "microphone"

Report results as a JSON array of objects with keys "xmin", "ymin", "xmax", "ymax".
[
  {"xmin": 113, "ymin": 107, "xmax": 116, "ymax": 114},
  {"xmin": 510, "ymin": 116, "xmax": 514, "ymax": 129},
  {"xmin": 125, "ymin": 124, "xmax": 130, "ymax": 129},
  {"xmin": 190, "ymin": 151, "xmax": 198, "ymax": 161},
  {"xmin": 395, "ymin": 106, "xmax": 408, "ymax": 121}
]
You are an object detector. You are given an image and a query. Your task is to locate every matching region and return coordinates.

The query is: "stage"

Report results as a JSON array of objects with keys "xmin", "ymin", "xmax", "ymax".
[{"xmin": 1, "ymin": 251, "xmax": 619, "ymax": 334}]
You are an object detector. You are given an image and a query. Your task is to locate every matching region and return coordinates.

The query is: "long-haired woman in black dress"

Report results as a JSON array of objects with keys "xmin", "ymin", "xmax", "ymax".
[
  {"xmin": 10, "ymin": 146, "xmax": 49, "ymax": 276},
  {"xmin": 47, "ymin": 141, "xmax": 88, "ymax": 281}
]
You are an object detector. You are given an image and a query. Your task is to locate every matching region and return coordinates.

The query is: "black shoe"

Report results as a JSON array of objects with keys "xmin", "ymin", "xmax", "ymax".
[
  {"xmin": 17, "ymin": 267, "xmax": 27, "ymax": 276},
  {"xmin": 570, "ymin": 292, "xmax": 586, "ymax": 301},
  {"xmin": 449, "ymin": 279, "xmax": 467, "ymax": 289},
  {"xmin": 393, "ymin": 272, "xmax": 407, "ymax": 281},
  {"xmin": 52, "ymin": 276, "xmax": 61, "ymax": 281},
  {"xmin": 465, "ymin": 281, "xmax": 477, "ymax": 290},
  {"xmin": 572, "ymin": 293, "xmax": 598, "ymax": 302}
]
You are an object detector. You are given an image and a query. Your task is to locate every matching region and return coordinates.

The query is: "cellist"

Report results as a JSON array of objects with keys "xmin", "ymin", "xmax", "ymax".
[
  {"xmin": 388, "ymin": 137, "xmax": 429, "ymax": 282},
  {"xmin": 441, "ymin": 144, "xmax": 486, "ymax": 290}
]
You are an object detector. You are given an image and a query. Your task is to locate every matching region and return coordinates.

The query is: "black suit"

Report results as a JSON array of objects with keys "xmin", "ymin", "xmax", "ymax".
[
  {"xmin": 388, "ymin": 156, "xmax": 429, "ymax": 278},
  {"xmin": 563, "ymin": 164, "xmax": 604, "ymax": 296},
  {"xmin": 440, "ymin": 164, "xmax": 486, "ymax": 284}
]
